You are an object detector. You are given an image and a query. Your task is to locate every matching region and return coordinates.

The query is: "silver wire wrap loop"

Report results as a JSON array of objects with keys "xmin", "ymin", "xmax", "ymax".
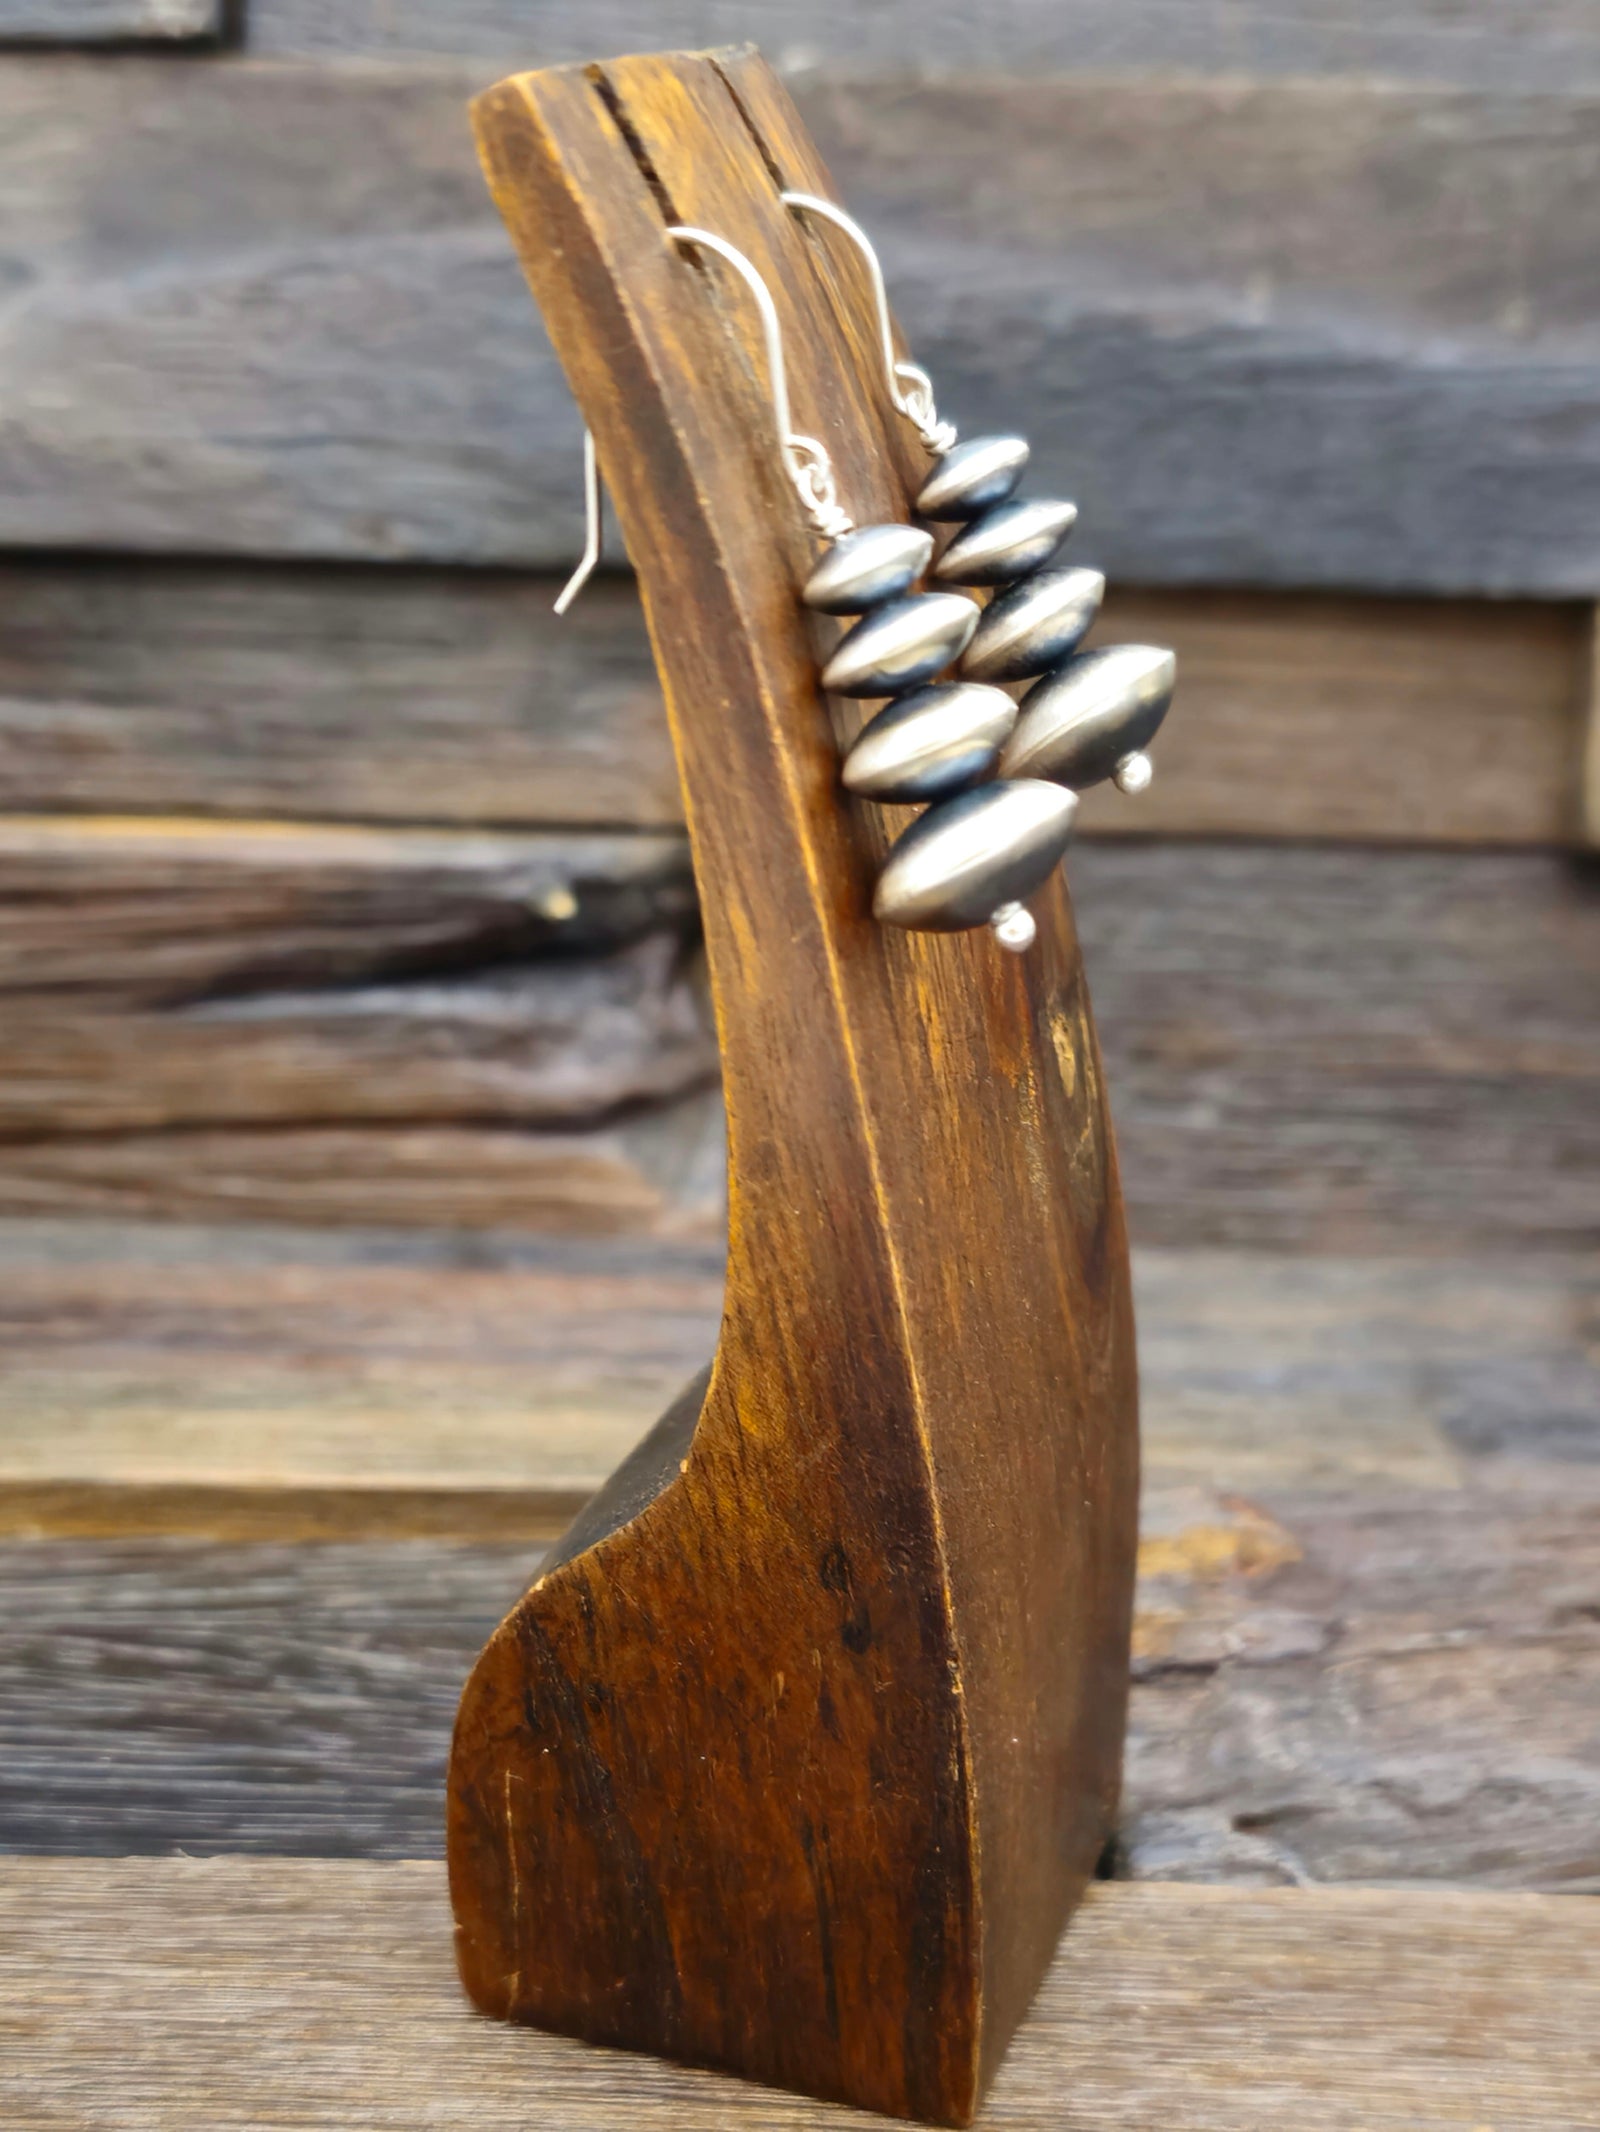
[
  {"xmin": 780, "ymin": 192, "xmax": 959, "ymax": 457},
  {"xmin": 669, "ymin": 224, "xmax": 855, "ymax": 541}
]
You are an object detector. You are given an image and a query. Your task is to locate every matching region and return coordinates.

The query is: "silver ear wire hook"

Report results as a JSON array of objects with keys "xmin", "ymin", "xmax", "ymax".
[
  {"xmin": 780, "ymin": 192, "xmax": 958, "ymax": 457},
  {"xmin": 553, "ymin": 427, "xmax": 603, "ymax": 616},
  {"xmin": 667, "ymin": 223, "xmax": 854, "ymax": 540},
  {"xmin": 554, "ymin": 223, "xmax": 857, "ymax": 616}
]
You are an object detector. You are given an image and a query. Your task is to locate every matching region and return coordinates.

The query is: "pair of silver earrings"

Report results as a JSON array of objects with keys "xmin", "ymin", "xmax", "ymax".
[{"xmin": 559, "ymin": 197, "xmax": 1176, "ymax": 957}]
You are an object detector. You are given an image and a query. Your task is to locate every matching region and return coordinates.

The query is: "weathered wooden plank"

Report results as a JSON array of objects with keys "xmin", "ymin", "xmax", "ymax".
[
  {"xmin": 0, "ymin": 1218, "xmax": 728, "ymax": 1537},
  {"xmin": 1080, "ymin": 844, "xmax": 1600, "ymax": 1253},
  {"xmin": 0, "ymin": 1217, "xmax": 1592, "ymax": 1883},
  {"xmin": 2, "ymin": 1865, "xmax": 1593, "ymax": 2130},
  {"xmin": 0, "ymin": 1224, "xmax": 1589, "ymax": 1538},
  {"xmin": 0, "ymin": 0, "xmax": 218, "ymax": 40},
  {"xmin": 1, "ymin": 941, "xmax": 713, "ymax": 1133},
  {"xmin": 1583, "ymin": 606, "xmax": 1600, "ymax": 847},
  {"xmin": 0, "ymin": 1099, "xmax": 728, "ymax": 1234},
  {"xmin": 3, "ymin": 1491, "xmax": 1591, "ymax": 1879},
  {"xmin": 0, "ymin": 816, "xmax": 695, "ymax": 1000},
  {"xmin": 1, "ymin": 843, "xmax": 1589, "ymax": 1249},
  {"xmin": 0, "ymin": 816, "xmax": 712, "ymax": 1130},
  {"xmin": 1129, "ymin": 1485, "xmax": 1600, "ymax": 1889},
  {"xmin": 0, "ymin": 562, "xmax": 1585, "ymax": 844},
  {"xmin": 1098, "ymin": 588, "xmax": 1587, "ymax": 846},
  {"xmin": 245, "ymin": 1, "xmax": 1600, "ymax": 95},
  {"xmin": 4, "ymin": 61, "xmax": 1600, "ymax": 592},
  {"xmin": 0, "ymin": 563, "xmax": 683, "ymax": 831}
]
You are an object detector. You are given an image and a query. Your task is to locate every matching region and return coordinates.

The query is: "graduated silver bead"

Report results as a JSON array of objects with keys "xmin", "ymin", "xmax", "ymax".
[
  {"xmin": 933, "ymin": 498, "xmax": 1079, "ymax": 587},
  {"xmin": 915, "ymin": 435, "xmax": 1030, "ymax": 522},
  {"xmin": 841, "ymin": 681, "xmax": 1018, "ymax": 803},
  {"xmin": 873, "ymin": 779, "xmax": 1078, "ymax": 933},
  {"xmin": 803, "ymin": 523, "xmax": 935, "ymax": 614},
  {"xmin": 820, "ymin": 591, "xmax": 979, "ymax": 699},
  {"xmin": 961, "ymin": 566, "xmax": 1105, "ymax": 684},
  {"xmin": 999, "ymin": 644, "xmax": 1177, "ymax": 789}
]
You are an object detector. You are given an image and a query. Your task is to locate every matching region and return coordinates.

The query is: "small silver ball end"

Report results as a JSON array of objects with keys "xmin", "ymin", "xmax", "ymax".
[
  {"xmin": 1114, "ymin": 750, "xmax": 1153, "ymax": 796},
  {"xmin": 990, "ymin": 902, "xmax": 1037, "ymax": 954}
]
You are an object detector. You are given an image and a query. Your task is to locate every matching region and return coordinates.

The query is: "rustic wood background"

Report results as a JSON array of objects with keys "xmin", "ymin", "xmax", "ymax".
[{"xmin": 1, "ymin": 6, "xmax": 1597, "ymax": 2124}]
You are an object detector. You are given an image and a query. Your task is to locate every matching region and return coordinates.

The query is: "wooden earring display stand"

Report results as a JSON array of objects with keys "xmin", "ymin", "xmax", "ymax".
[{"xmin": 449, "ymin": 47, "xmax": 1139, "ymax": 2129}]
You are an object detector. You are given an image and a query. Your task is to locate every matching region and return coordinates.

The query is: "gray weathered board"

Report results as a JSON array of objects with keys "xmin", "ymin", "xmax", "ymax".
[
  {"xmin": 4, "ymin": 1220, "xmax": 1589, "ymax": 1528},
  {"xmin": 0, "ymin": 1220, "xmax": 1594, "ymax": 1886},
  {"xmin": 0, "ymin": 0, "xmax": 218, "ymax": 39},
  {"xmin": 0, "ymin": 563, "xmax": 1586, "ymax": 844},
  {"xmin": 1, "ymin": 834, "xmax": 1592, "ymax": 1251},
  {"xmin": 5, "ymin": 1863, "xmax": 1596, "ymax": 2131},
  {"xmin": 244, "ymin": 0, "xmax": 1600, "ymax": 95},
  {"xmin": 6, "ymin": 1497, "xmax": 1594, "ymax": 1882},
  {"xmin": 3, "ymin": 58, "xmax": 1600, "ymax": 592}
]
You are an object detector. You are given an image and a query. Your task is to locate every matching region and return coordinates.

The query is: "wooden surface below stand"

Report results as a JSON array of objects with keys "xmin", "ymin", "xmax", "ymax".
[{"xmin": 3, "ymin": 1861, "xmax": 1597, "ymax": 2131}]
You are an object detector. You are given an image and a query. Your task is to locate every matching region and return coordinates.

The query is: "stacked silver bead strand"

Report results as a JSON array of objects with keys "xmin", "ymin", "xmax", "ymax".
[
  {"xmin": 917, "ymin": 433, "xmax": 1177, "ymax": 801},
  {"xmin": 808, "ymin": 526, "xmax": 1079, "ymax": 956},
  {"xmin": 654, "ymin": 220, "xmax": 1073, "ymax": 957}
]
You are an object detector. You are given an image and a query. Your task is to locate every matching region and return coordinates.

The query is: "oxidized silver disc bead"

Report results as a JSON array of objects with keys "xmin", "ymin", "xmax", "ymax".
[
  {"xmin": 874, "ymin": 779, "xmax": 1078, "ymax": 933},
  {"xmin": 915, "ymin": 435, "xmax": 1030, "ymax": 522},
  {"xmin": 803, "ymin": 523, "xmax": 935, "ymax": 614},
  {"xmin": 961, "ymin": 567, "xmax": 1106, "ymax": 684},
  {"xmin": 999, "ymin": 645, "xmax": 1177, "ymax": 788},
  {"xmin": 933, "ymin": 498, "xmax": 1079, "ymax": 587},
  {"xmin": 841, "ymin": 681, "xmax": 1018, "ymax": 803},
  {"xmin": 820, "ymin": 591, "xmax": 979, "ymax": 699}
]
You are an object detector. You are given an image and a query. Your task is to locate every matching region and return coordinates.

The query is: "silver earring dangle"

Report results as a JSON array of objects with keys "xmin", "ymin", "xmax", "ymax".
[
  {"xmin": 675, "ymin": 226, "xmax": 1088, "ymax": 954},
  {"xmin": 557, "ymin": 224, "xmax": 1080, "ymax": 954},
  {"xmin": 781, "ymin": 193, "xmax": 1176, "ymax": 808}
]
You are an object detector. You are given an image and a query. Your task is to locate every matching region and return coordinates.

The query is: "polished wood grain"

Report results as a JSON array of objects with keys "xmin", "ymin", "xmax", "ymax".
[
  {"xmin": 1, "ymin": 562, "xmax": 1584, "ymax": 845},
  {"xmin": 4, "ymin": 1862, "xmax": 1597, "ymax": 2129},
  {"xmin": 449, "ymin": 49, "xmax": 1140, "ymax": 2125}
]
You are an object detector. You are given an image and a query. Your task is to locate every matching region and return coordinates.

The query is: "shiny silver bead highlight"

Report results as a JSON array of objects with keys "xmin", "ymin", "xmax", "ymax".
[
  {"xmin": 873, "ymin": 779, "xmax": 1078, "ymax": 933},
  {"xmin": 961, "ymin": 566, "xmax": 1106, "ymax": 684},
  {"xmin": 820, "ymin": 590, "xmax": 979, "ymax": 699},
  {"xmin": 932, "ymin": 498, "xmax": 1079, "ymax": 587},
  {"xmin": 999, "ymin": 645, "xmax": 1177, "ymax": 789},
  {"xmin": 841, "ymin": 681, "xmax": 1018, "ymax": 803},
  {"xmin": 1114, "ymin": 750, "xmax": 1154, "ymax": 795},
  {"xmin": 915, "ymin": 435, "xmax": 1030, "ymax": 522},
  {"xmin": 803, "ymin": 522, "xmax": 934, "ymax": 614}
]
